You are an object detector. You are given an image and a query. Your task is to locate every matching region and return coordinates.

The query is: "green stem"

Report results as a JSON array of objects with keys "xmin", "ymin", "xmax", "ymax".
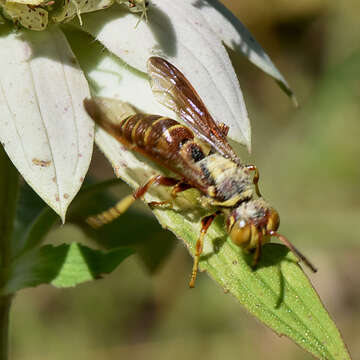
[
  {"xmin": 0, "ymin": 296, "xmax": 12, "ymax": 360},
  {"xmin": 0, "ymin": 146, "xmax": 20, "ymax": 360}
]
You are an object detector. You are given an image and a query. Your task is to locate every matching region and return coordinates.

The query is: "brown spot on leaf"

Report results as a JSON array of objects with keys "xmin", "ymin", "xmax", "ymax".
[{"xmin": 32, "ymin": 158, "xmax": 51, "ymax": 167}]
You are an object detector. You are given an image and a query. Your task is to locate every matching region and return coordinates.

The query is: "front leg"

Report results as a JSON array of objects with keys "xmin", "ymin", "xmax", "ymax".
[
  {"xmin": 189, "ymin": 212, "xmax": 219, "ymax": 288},
  {"xmin": 246, "ymin": 165, "xmax": 262, "ymax": 197}
]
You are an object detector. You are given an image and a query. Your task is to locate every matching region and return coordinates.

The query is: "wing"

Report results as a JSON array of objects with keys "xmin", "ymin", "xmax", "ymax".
[{"xmin": 147, "ymin": 57, "xmax": 240, "ymax": 164}]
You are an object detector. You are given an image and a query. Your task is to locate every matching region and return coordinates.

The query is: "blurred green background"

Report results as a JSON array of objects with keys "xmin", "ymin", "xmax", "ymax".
[{"xmin": 12, "ymin": 1, "xmax": 360, "ymax": 359}]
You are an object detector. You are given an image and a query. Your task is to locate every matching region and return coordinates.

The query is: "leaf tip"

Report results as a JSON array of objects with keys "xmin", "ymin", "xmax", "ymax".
[
  {"xmin": 246, "ymin": 141, "xmax": 252, "ymax": 154},
  {"xmin": 291, "ymin": 94, "xmax": 299, "ymax": 108},
  {"xmin": 60, "ymin": 215, "xmax": 66, "ymax": 224},
  {"xmin": 59, "ymin": 208, "xmax": 67, "ymax": 224}
]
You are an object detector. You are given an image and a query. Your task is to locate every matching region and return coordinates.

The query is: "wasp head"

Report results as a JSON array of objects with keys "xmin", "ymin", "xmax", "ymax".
[
  {"xmin": 226, "ymin": 198, "xmax": 317, "ymax": 272},
  {"xmin": 226, "ymin": 198, "xmax": 279, "ymax": 252}
]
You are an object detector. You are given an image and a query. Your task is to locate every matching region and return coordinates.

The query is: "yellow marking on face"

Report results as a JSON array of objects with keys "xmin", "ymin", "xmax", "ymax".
[
  {"xmin": 228, "ymin": 215, "xmax": 235, "ymax": 230},
  {"xmin": 242, "ymin": 224, "xmax": 259, "ymax": 251}
]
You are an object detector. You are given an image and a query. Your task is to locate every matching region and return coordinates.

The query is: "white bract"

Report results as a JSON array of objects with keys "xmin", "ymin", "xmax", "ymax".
[
  {"xmin": 0, "ymin": 0, "xmax": 293, "ymax": 219},
  {"xmin": 0, "ymin": 28, "xmax": 93, "ymax": 221}
]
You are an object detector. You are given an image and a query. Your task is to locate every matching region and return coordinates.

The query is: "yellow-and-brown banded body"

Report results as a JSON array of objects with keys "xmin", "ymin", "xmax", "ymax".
[
  {"xmin": 84, "ymin": 99, "xmax": 254, "ymax": 207},
  {"xmin": 84, "ymin": 56, "xmax": 317, "ymax": 288},
  {"xmin": 85, "ymin": 104, "xmax": 204, "ymax": 191}
]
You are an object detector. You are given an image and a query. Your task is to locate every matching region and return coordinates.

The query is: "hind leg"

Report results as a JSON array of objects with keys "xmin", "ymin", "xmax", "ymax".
[
  {"xmin": 86, "ymin": 175, "xmax": 192, "ymax": 228},
  {"xmin": 86, "ymin": 194, "xmax": 136, "ymax": 229}
]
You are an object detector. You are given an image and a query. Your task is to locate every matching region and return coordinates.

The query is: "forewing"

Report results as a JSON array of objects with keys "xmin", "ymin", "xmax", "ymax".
[{"xmin": 147, "ymin": 57, "xmax": 240, "ymax": 163}]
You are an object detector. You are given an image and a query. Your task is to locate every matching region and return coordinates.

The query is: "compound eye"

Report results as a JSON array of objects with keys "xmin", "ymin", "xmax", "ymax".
[
  {"xmin": 229, "ymin": 220, "xmax": 251, "ymax": 248},
  {"xmin": 266, "ymin": 209, "xmax": 280, "ymax": 232}
]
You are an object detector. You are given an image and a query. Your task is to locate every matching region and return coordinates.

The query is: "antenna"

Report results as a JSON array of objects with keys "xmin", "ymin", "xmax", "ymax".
[{"xmin": 268, "ymin": 230, "xmax": 318, "ymax": 273}]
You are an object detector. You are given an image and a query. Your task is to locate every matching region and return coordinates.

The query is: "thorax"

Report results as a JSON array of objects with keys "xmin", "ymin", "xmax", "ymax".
[{"xmin": 198, "ymin": 154, "xmax": 253, "ymax": 207}]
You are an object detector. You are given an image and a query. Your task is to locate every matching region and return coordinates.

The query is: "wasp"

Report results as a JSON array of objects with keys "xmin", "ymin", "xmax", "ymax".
[{"xmin": 84, "ymin": 56, "xmax": 317, "ymax": 288}]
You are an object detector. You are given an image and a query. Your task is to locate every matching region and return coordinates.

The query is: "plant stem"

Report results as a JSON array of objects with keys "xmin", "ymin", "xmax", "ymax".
[
  {"xmin": 0, "ymin": 146, "xmax": 20, "ymax": 360},
  {"xmin": 0, "ymin": 296, "xmax": 12, "ymax": 360}
]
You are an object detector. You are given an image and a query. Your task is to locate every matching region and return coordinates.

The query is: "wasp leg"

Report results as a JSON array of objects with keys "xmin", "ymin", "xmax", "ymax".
[
  {"xmin": 246, "ymin": 165, "xmax": 262, "ymax": 198},
  {"xmin": 138, "ymin": 176, "xmax": 192, "ymax": 208},
  {"xmin": 150, "ymin": 181, "xmax": 193, "ymax": 207},
  {"xmin": 189, "ymin": 213, "xmax": 219, "ymax": 288},
  {"xmin": 87, "ymin": 175, "xmax": 178, "ymax": 228},
  {"xmin": 86, "ymin": 194, "xmax": 135, "ymax": 229},
  {"xmin": 171, "ymin": 182, "xmax": 192, "ymax": 198},
  {"xmin": 136, "ymin": 175, "xmax": 177, "ymax": 207},
  {"xmin": 148, "ymin": 200, "xmax": 173, "ymax": 208},
  {"xmin": 252, "ymin": 233, "xmax": 263, "ymax": 269},
  {"xmin": 87, "ymin": 175, "xmax": 192, "ymax": 228},
  {"xmin": 133, "ymin": 175, "xmax": 179, "ymax": 199}
]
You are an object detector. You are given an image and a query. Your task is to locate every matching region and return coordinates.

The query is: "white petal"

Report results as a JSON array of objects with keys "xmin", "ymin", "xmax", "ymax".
[
  {"xmin": 0, "ymin": 28, "xmax": 93, "ymax": 220},
  {"xmin": 193, "ymin": 0, "xmax": 295, "ymax": 100},
  {"xmin": 77, "ymin": 42, "xmax": 178, "ymax": 195},
  {"xmin": 80, "ymin": 0, "xmax": 251, "ymax": 150},
  {"xmin": 86, "ymin": 51, "xmax": 174, "ymax": 117}
]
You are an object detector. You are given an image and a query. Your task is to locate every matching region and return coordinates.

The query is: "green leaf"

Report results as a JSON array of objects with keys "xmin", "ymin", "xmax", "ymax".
[
  {"xmin": 152, "ymin": 207, "xmax": 351, "ymax": 360},
  {"xmin": 51, "ymin": 243, "xmax": 134, "ymax": 288},
  {"xmin": 12, "ymin": 182, "xmax": 58, "ymax": 257},
  {"xmin": 11, "ymin": 178, "xmax": 173, "ymax": 292},
  {"xmin": 86, "ymin": 95, "xmax": 350, "ymax": 359},
  {"xmin": 2, "ymin": 243, "xmax": 134, "ymax": 294},
  {"xmin": 2, "ymin": 180, "xmax": 139, "ymax": 294}
]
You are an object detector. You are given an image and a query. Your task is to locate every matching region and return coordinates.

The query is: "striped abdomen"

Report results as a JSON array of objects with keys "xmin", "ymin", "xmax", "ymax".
[
  {"xmin": 119, "ymin": 114, "xmax": 194, "ymax": 157},
  {"xmin": 96, "ymin": 113, "xmax": 210, "ymax": 191}
]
